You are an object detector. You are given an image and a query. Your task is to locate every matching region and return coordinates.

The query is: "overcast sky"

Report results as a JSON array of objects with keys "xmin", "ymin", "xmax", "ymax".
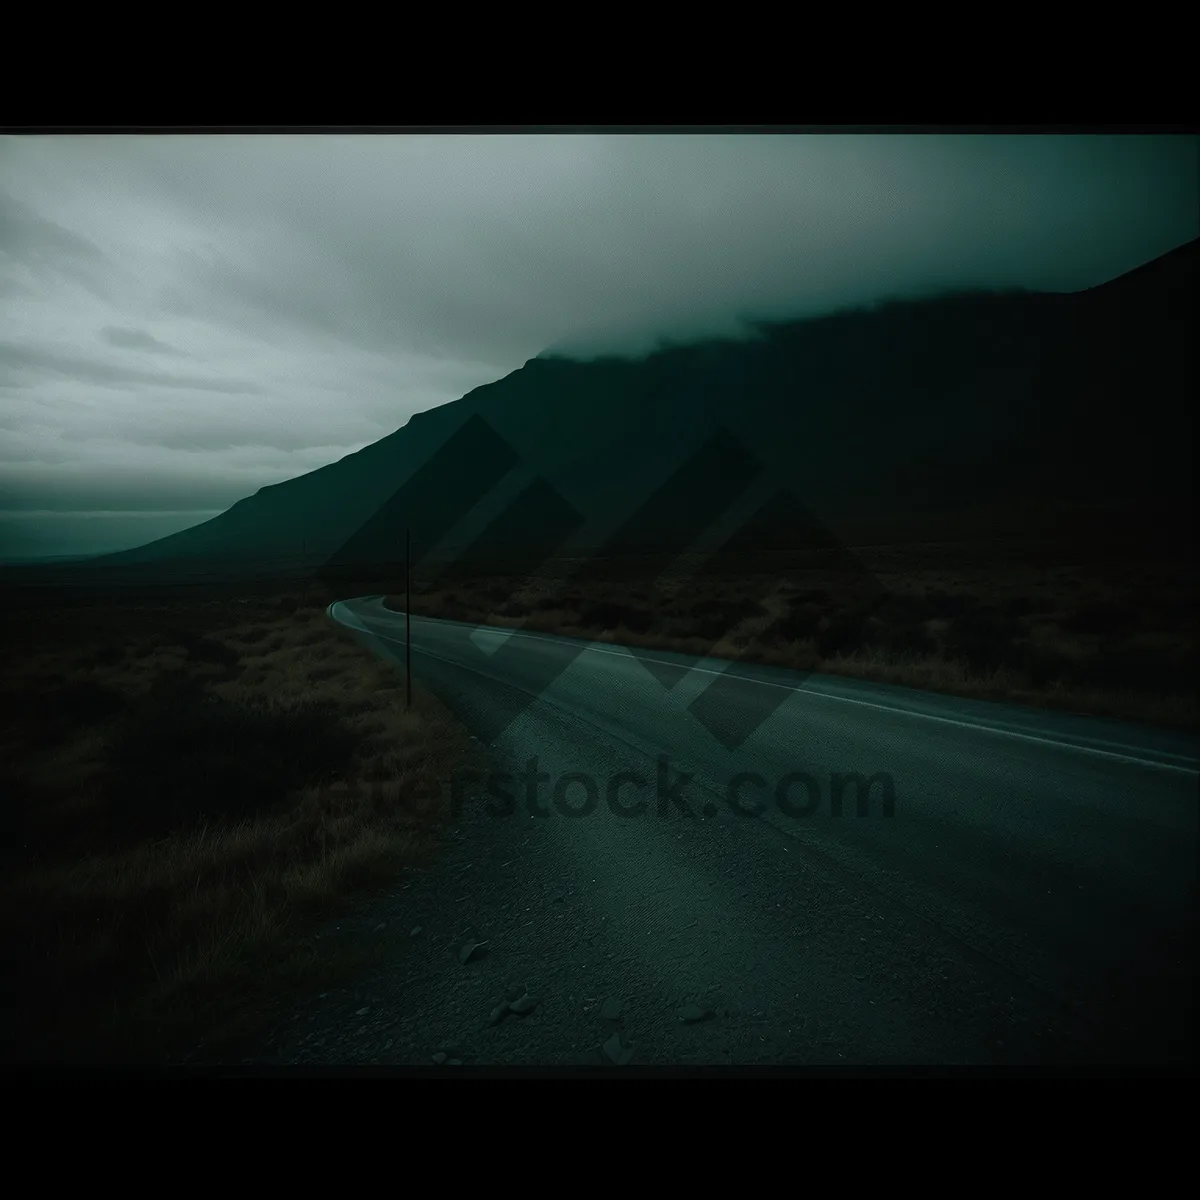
[{"xmin": 1, "ymin": 132, "xmax": 1196, "ymax": 558}]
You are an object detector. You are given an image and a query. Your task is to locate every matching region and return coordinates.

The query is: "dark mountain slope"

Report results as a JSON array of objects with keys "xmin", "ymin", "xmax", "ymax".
[{"xmin": 92, "ymin": 236, "xmax": 1197, "ymax": 576}]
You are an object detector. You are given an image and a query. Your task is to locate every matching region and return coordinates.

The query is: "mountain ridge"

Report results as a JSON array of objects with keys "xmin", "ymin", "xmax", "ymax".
[{"xmin": 89, "ymin": 236, "xmax": 1197, "ymax": 576}]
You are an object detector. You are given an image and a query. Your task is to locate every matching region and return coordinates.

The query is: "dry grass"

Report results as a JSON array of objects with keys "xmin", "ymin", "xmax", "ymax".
[{"xmin": 0, "ymin": 587, "xmax": 480, "ymax": 1064}]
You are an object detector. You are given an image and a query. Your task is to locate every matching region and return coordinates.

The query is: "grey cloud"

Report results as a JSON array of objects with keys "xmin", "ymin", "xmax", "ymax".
[
  {"xmin": 118, "ymin": 424, "xmax": 366, "ymax": 454},
  {"xmin": 0, "ymin": 340, "xmax": 264, "ymax": 394},
  {"xmin": 100, "ymin": 325, "xmax": 183, "ymax": 355},
  {"xmin": 0, "ymin": 189, "xmax": 113, "ymax": 295},
  {"xmin": 145, "ymin": 134, "xmax": 1199, "ymax": 362}
]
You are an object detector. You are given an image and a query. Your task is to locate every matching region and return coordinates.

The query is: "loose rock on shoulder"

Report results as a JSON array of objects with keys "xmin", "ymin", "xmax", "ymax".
[
  {"xmin": 600, "ymin": 997, "xmax": 623, "ymax": 1021},
  {"xmin": 459, "ymin": 939, "xmax": 489, "ymax": 964},
  {"xmin": 602, "ymin": 1032, "xmax": 635, "ymax": 1065}
]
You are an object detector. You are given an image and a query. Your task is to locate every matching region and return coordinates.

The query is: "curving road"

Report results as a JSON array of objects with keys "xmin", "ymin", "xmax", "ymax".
[{"xmin": 259, "ymin": 596, "xmax": 1199, "ymax": 1067}]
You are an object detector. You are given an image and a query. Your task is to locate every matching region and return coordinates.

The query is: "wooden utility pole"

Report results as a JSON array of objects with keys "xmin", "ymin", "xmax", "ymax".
[{"xmin": 405, "ymin": 526, "xmax": 412, "ymax": 709}]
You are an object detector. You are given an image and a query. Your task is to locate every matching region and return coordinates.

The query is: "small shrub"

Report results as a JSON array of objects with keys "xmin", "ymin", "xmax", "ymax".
[
  {"xmin": 868, "ymin": 620, "xmax": 938, "ymax": 657},
  {"xmin": 690, "ymin": 596, "xmax": 766, "ymax": 622},
  {"xmin": 921, "ymin": 589, "xmax": 977, "ymax": 618},
  {"xmin": 187, "ymin": 635, "xmax": 240, "ymax": 671},
  {"xmin": 1011, "ymin": 643, "xmax": 1072, "ymax": 687},
  {"xmin": 579, "ymin": 600, "xmax": 654, "ymax": 633},
  {"xmin": 1001, "ymin": 596, "xmax": 1036, "ymax": 617},
  {"xmin": 816, "ymin": 611, "xmax": 871, "ymax": 658},
  {"xmin": 105, "ymin": 690, "xmax": 359, "ymax": 838},
  {"xmin": 89, "ymin": 644, "xmax": 125, "ymax": 668},
  {"xmin": 942, "ymin": 608, "xmax": 1019, "ymax": 672},
  {"xmin": 873, "ymin": 593, "xmax": 933, "ymax": 625},
  {"xmin": 772, "ymin": 601, "xmax": 823, "ymax": 640},
  {"xmin": 51, "ymin": 677, "xmax": 128, "ymax": 725},
  {"xmin": 1061, "ymin": 600, "xmax": 1137, "ymax": 636}
]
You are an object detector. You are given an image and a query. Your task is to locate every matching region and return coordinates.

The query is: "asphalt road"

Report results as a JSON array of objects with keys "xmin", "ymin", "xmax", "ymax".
[{"xmin": 253, "ymin": 596, "xmax": 1199, "ymax": 1068}]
